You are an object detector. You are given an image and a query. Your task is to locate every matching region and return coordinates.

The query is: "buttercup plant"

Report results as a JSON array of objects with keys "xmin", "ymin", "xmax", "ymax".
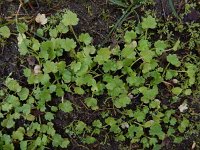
[{"xmin": 0, "ymin": 9, "xmax": 199, "ymax": 149}]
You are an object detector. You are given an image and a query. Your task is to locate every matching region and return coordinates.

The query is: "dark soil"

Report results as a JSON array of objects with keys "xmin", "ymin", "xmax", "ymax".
[{"xmin": 0, "ymin": 0, "xmax": 200, "ymax": 150}]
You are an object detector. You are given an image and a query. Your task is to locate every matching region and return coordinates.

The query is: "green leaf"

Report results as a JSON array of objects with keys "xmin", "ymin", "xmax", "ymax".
[
  {"xmin": 20, "ymin": 141, "xmax": 27, "ymax": 150},
  {"xmin": 42, "ymin": 134, "xmax": 48, "ymax": 144},
  {"xmin": 85, "ymin": 97, "xmax": 98, "ymax": 110},
  {"xmin": 94, "ymin": 48, "xmax": 111, "ymax": 65},
  {"xmin": 44, "ymin": 112, "xmax": 54, "ymax": 121},
  {"xmin": 57, "ymin": 61, "xmax": 66, "ymax": 73},
  {"xmin": 0, "ymin": 113, "xmax": 3, "ymax": 118},
  {"xmin": 174, "ymin": 136, "xmax": 183, "ymax": 143},
  {"xmin": 5, "ymin": 77, "xmax": 22, "ymax": 92},
  {"xmin": 144, "ymin": 120, "xmax": 154, "ymax": 128},
  {"xmin": 3, "ymin": 144, "xmax": 14, "ymax": 150},
  {"xmin": 178, "ymin": 117, "xmax": 189, "ymax": 133},
  {"xmin": 184, "ymin": 89, "xmax": 192, "ymax": 95},
  {"xmin": 12, "ymin": 127, "xmax": 25, "ymax": 141},
  {"xmin": 62, "ymin": 10, "xmax": 79, "ymax": 26},
  {"xmin": 142, "ymin": 15, "xmax": 157, "ymax": 29},
  {"xmin": 75, "ymin": 121, "xmax": 86, "ymax": 134},
  {"xmin": 135, "ymin": 126, "xmax": 144, "ymax": 138},
  {"xmin": 133, "ymin": 109, "xmax": 146, "ymax": 122},
  {"xmin": 5, "ymin": 95, "xmax": 20, "ymax": 109},
  {"xmin": 103, "ymin": 60, "xmax": 118, "ymax": 73},
  {"xmin": 74, "ymin": 87, "xmax": 85, "ymax": 95},
  {"xmin": 149, "ymin": 123, "xmax": 165, "ymax": 140},
  {"xmin": 56, "ymin": 23, "xmax": 69, "ymax": 33},
  {"xmin": 154, "ymin": 40, "xmax": 167, "ymax": 55},
  {"xmin": 43, "ymin": 61, "xmax": 58, "ymax": 73},
  {"xmin": 55, "ymin": 85, "xmax": 64, "ymax": 97},
  {"xmin": 1, "ymin": 115, "xmax": 15, "ymax": 128},
  {"xmin": 51, "ymin": 106, "xmax": 58, "ymax": 112},
  {"xmin": 39, "ymin": 73, "xmax": 50, "ymax": 85},
  {"xmin": 17, "ymin": 23, "xmax": 28, "ymax": 33},
  {"xmin": 2, "ymin": 103, "xmax": 12, "ymax": 112},
  {"xmin": 138, "ymin": 39, "xmax": 150, "ymax": 51},
  {"xmin": 92, "ymin": 120, "xmax": 102, "ymax": 128},
  {"xmin": 79, "ymin": 33, "xmax": 92, "ymax": 45},
  {"xmin": 111, "ymin": 127, "xmax": 122, "ymax": 135},
  {"xmin": 0, "ymin": 90, "xmax": 5, "ymax": 96},
  {"xmin": 38, "ymin": 88, "xmax": 51, "ymax": 102},
  {"xmin": 49, "ymin": 28, "xmax": 58, "ymax": 38},
  {"xmin": 61, "ymin": 138, "xmax": 70, "ymax": 148},
  {"xmin": 52, "ymin": 134, "xmax": 63, "ymax": 147},
  {"xmin": 62, "ymin": 38, "xmax": 76, "ymax": 51},
  {"xmin": 127, "ymin": 74, "xmax": 145, "ymax": 87},
  {"xmin": 62, "ymin": 69, "xmax": 72, "ymax": 83},
  {"xmin": 115, "ymin": 134, "xmax": 125, "ymax": 141},
  {"xmin": 17, "ymin": 87, "xmax": 29, "ymax": 100},
  {"xmin": 167, "ymin": 127, "xmax": 175, "ymax": 136},
  {"xmin": 18, "ymin": 38, "xmax": 30, "ymax": 55},
  {"xmin": 172, "ymin": 39, "xmax": 180, "ymax": 51},
  {"xmin": 83, "ymin": 45, "xmax": 96, "ymax": 55},
  {"xmin": 170, "ymin": 117, "xmax": 177, "ymax": 126},
  {"xmin": 59, "ymin": 100, "xmax": 73, "ymax": 113},
  {"xmin": 0, "ymin": 26, "xmax": 10, "ymax": 38},
  {"xmin": 124, "ymin": 30, "xmax": 137, "ymax": 43},
  {"xmin": 167, "ymin": 54, "xmax": 181, "ymax": 67},
  {"xmin": 163, "ymin": 110, "xmax": 175, "ymax": 123},
  {"xmin": 31, "ymin": 38, "xmax": 40, "ymax": 51},
  {"xmin": 165, "ymin": 70, "xmax": 178, "ymax": 80},
  {"xmin": 105, "ymin": 117, "xmax": 117, "ymax": 126},
  {"xmin": 105, "ymin": 76, "xmax": 126, "ymax": 97},
  {"xmin": 149, "ymin": 138, "xmax": 158, "ymax": 146},
  {"xmin": 140, "ymin": 86, "xmax": 158, "ymax": 103},
  {"xmin": 114, "ymin": 95, "xmax": 131, "ymax": 108},
  {"xmin": 149, "ymin": 71, "xmax": 163, "ymax": 85},
  {"xmin": 141, "ymin": 137, "xmax": 149, "ymax": 148},
  {"xmin": 71, "ymin": 61, "xmax": 82, "ymax": 72},
  {"xmin": 39, "ymin": 41, "xmax": 53, "ymax": 60},
  {"xmin": 140, "ymin": 50, "xmax": 155, "ymax": 62},
  {"xmin": 82, "ymin": 136, "xmax": 96, "ymax": 144},
  {"xmin": 36, "ymin": 28, "xmax": 44, "ymax": 36},
  {"xmin": 127, "ymin": 124, "xmax": 136, "ymax": 138},
  {"xmin": 21, "ymin": 104, "xmax": 31, "ymax": 115},
  {"xmin": 121, "ymin": 44, "xmax": 136, "ymax": 59},
  {"xmin": 172, "ymin": 87, "xmax": 182, "ymax": 95},
  {"xmin": 149, "ymin": 99, "xmax": 160, "ymax": 109},
  {"xmin": 185, "ymin": 63, "xmax": 197, "ymax": 86}
]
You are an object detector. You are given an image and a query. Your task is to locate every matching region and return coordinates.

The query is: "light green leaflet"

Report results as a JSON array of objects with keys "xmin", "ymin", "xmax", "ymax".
[
  {"xmin": 62, "ymin": 10, "xmax": 79, "ymax": 26},
  {"xmin": 0, "ymin": 26, "xmax": 11, "ymax": 38},
  {"xmin": 142, "ymin": 15, "xmax": 157, "ymax": 29}
]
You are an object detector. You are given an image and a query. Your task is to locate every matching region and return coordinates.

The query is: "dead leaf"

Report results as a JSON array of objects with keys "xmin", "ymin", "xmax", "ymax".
[
  {"xmin": 34, "ymin": 65, "xmax": 42, "ymax": 75},
  {"xmin": 27, "ymin": 56, "xmax": 36, "ymax": 66},
  {"xmin": 35, "ymin": 13, "xmax": 47, "ymax": 25},
  {"xmin": 178, "ymin": 103, "xmax": 188, "ymax": 112},
  {"xmin": 192, "ymin": 141, "xmax": 196, "ymax": 149}
]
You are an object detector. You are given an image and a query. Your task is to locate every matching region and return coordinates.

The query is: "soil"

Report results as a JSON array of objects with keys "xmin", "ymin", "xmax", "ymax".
[{"xmin": 0, "ymin": 0, "xmax": 200, "ymax": 149}]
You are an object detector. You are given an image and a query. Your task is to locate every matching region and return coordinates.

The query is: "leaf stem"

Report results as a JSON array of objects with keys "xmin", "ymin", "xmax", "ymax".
[
  {"xmin": 131, "ymin": 57, "xmax": 142, "ymax": 67},
  {"xmin": 145, "ymin": 29, "xmax": 148, "ymax": 40},
  {"xmin": 69, "ymin": 25, "xmax": 80, "ymax": 45}
]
